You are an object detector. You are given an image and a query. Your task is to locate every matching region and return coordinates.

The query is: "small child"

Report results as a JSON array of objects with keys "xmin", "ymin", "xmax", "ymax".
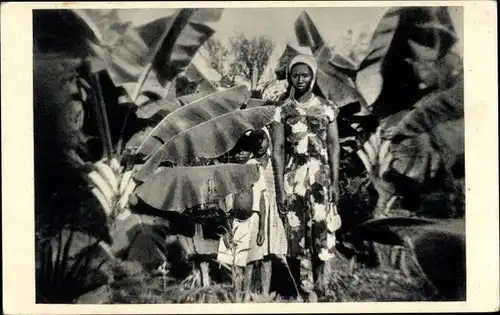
[
  {"xmin": 217, "ymin": 131, "xmax": 265, "ymax": 293},
  {"xmin": 217, "ymin": 129, "xmax": 287, "ymax": 295}
]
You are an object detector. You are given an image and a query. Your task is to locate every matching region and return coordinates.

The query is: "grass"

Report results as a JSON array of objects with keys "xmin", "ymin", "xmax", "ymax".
[{"xmin": 76, "ymin": 248, "xmax": 441, "ymax": 304}]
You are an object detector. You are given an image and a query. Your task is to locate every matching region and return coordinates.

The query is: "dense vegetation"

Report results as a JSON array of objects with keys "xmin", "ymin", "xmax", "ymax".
[{"xmin": 34, "ymin": 7, "xmax": 465, "ymax": 304}]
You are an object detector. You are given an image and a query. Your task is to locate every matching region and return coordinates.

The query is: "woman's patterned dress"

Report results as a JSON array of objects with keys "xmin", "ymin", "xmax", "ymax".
[{"xmin": 273, "ymin": 95, "xmax": 340, "ymax": 293}]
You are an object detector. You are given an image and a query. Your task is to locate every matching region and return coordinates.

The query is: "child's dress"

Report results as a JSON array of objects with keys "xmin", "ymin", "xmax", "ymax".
[
  {"xmin": 217, "ymin": 158, "xmax": 265, "ymax": 267},
  {"xmin": 259, "ymin": 127, "xmax": 288, "ymax": 258}
]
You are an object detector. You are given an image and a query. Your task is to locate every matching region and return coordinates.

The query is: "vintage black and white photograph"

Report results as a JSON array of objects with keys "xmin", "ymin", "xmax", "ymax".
[{"xmin": 30, "ymin": 3, "xmax": 468, "ymax": 305}]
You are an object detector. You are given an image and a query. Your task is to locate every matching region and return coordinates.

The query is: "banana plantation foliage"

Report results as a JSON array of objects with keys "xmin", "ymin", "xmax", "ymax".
[{"xmin": 33, "ymin": 6, "xmax": 465, "ymax": 304}]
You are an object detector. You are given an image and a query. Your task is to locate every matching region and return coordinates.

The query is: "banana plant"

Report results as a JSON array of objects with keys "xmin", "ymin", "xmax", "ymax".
[
  {"xmin": 34, "ymin": 8, "xmax": 228, "ymax": 269},
  {"xmin": 352, "ymin": 6, "xmax": 459, "ymax": 117},
  {"xmin": 356, "ymin": 124, "xmax": 398, "ymax": 217},
  {"xmin": 354, "ymin": 6, "xmax": 463, "ymax": 217}
]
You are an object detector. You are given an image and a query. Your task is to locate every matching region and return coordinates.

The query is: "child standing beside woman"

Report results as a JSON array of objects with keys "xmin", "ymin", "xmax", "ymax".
[{"xmin": 217, "ymin": 129, "xmax": 287, "ymax": 297}]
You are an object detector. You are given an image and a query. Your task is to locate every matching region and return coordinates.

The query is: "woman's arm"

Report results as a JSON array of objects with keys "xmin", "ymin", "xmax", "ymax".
[
  {"xmin": 256, "ymin": 190, "xmax": 267, "ymax": 246},
  {"xmin": 270, "ymin": 121, "xmax": 286, "ymax": 208},
  {"xmin": 326, "ymin": 119, "xmax": 340, "ymax": 204}
]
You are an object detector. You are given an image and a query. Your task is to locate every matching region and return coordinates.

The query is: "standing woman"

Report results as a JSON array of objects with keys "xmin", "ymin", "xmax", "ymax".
[{"xmin": 270, "ymin": 54, "xmax": 342, "ymax": 300}]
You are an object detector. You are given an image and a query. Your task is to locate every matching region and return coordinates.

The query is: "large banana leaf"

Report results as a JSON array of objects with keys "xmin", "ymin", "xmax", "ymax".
[
  {"xmin": 294, "ymin": 11, "xmax": 324, "ymax": 54},
  {"xmin": 135, "ymin": 97, "xmax": 182, "ymax": 121},
  {"xmin": 356, "ymin": 7, "xmax": 459, "ymax": 113},
  {"xmin": 176, "ymin": 90, "xmax": 214, "ymax": 106},
  {"xmin": 135, "ymin": 164, "xmax": 261, "ymax": 212},
  {"xmin": 100, "ymin": 27, "xmax": 152, "ymax": 86},
  {"xmin": 135, "ymin": 86, "xmax": 251, "ymax": 158},
  {"xmin": 33, "ymin": 9, "xmax": 103, "ymax": 58},
  {"xmin": 124, "ymin": 97, "xmax": 183, "ymax": 153},
  {"xmin": 355, "ymin": 7, "xmax": 402, "ymax": 107},
  {"xmin": 98, "ymin": 8, "xmax": 221, "ymax": 102},
  {"xmin": 135, "ymin": 106, "xmax": 276, "ymax": 181},
  {"xmin": 357, "ymin": 7, "xmax": 402, "ymax": 72},
  {"xmin": 315, "ymin": 46, "xmax": 368, "ymax": 109},
  {"xmin": 389, "ymin": 78, "xmax": 463, "ymax": 176},
  {"xmin": 405, "ymin": 7, "xmax": 458, "ymax": 61},
  {"xmin": 137, "ymin": 8, "xmax": 223, "ymax": 87},
  {"xmin": 155, "ymin": 106, "xmax": 276, "ymax": 164}
]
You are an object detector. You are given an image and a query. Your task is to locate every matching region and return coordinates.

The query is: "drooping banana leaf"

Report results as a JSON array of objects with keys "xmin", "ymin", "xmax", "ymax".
[
  {"xmin": 33, "ymin": 9, "xmax": 103, "ymax": 58},
  {"xmin": 315, "ymin": 46, "xmax": 368, "ymax": 109},
  {"xmin": 160, "ymin": 106, "xmax": 276, "ymax": 163},
  {"xmin": 356, "ymin": 7, "xmax": 459, "ymax": 114},
  {"xmin": 391, "ymin": 78, "xmax": 463, "ymax": 138},
  {"xmin": 135, "ymin": 85, "xmax": 251, "ymax": 159},
  {"xmin": 137, "ymin": 8, "xmax": 223, "ymax": 87},
  {"xmin": 345, "ymin": 217, "xmax": 438, "ymax": 247},
  {"xmin": 294, "ymin": 11, "xmax": 324, "ymax": 54},
  {"xmin": 98, "ymin": 8, "xmax": 221, "ymax": 102},
  {"xmin": 389, "ymin": 78, "xmax": 463, "ymax": 176},
  {"xmin": 136, "ymin": 106, "xmax": 276, "ymax": 181},
  {"xmin": 100, "ymin": 27, "xmax": 152, "ymax": 86},
  {"xmin": 406, "ymin": 7, "xmax": 458, "ymax": 61},
  {"xmin": 114, "ymin": 9, "xmax": 223, "ymax": 154},
  {"xmin": 347, "ymin": 217, "xmax": 465, "ymax": 300},
  {"xmin": 357, "ymin": 7, "xmax": 403, "ymax": 71},
  {"xmin": 355, "ymin": 7, "xmax": 403, "ymax": 107},
  {"xmin": 135, "ymin": 164, "xmax": 261, "ymax": 212}
]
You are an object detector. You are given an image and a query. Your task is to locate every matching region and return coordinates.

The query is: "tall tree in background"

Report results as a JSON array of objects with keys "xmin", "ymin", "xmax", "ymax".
[
  {"xmin": 228, "ymin": 34, "xmax": 275, "ymax": 90},
  {"xmin": 202, "ymin": 35, "xmax": 275, "ymax": 90},
  {"xmin": 203, "ymin": 37, "xmax": 229, "ymax": 77}
]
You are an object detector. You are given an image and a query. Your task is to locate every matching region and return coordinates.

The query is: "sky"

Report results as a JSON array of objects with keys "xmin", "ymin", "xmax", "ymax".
[{"xmin": 116, "ymin": 6, "xmax": 464, "ymax": 84}]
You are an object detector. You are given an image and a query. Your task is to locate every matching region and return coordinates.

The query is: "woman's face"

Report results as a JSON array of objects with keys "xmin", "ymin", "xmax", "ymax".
[{"xmin": 290, "ymin": 63, "xmax": 313, "ymax": 92}]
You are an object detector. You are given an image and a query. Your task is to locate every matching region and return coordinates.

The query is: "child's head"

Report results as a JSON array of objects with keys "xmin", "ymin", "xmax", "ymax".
[
  {"xmin": 228, "ymin": 129, "xmax": 269, "ymax": 163},
  {"xmin": 229, "ymin": 133, "xmax": 253, "ymax": 164},
  {"xmin": 248, "ymin": 129, "xmax": 270, "ymax": 158}
]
